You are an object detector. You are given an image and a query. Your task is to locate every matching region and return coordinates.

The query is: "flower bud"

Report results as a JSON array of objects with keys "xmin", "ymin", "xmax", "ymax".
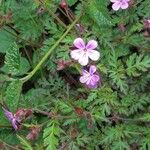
[
  {"xmin": 26, "ymin": 126, "xmax": 41, "ymax": 140},
  {"xmin": 60, "ymin": 0, "xmax": 68, "ymax": 9}
]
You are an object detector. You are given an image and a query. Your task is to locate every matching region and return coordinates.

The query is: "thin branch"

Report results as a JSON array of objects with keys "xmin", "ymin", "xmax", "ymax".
[
  {"xmin": 107, "ymin": 116, "xmax": 150, "ymax": 123},
  {"xmin": 19, "ymin": 13, "xmax": 82, "ymax": 83},
  {"xmin": 33, "ymin": 108, "xmax": 76, "ymax": 120},
  {"xmin": 39, "ymin": 1, "xmax": 67, "ymax": 29},
  {"xmin": 45, "ymin": 9, "xmax": 67, "ymax": 29},
  {"xmin": 0, "ymin": 140, "xmax": 20, "ymax": 150}
]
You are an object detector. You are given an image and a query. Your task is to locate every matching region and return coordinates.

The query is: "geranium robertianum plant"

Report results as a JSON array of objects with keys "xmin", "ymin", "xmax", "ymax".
[{"xmin": 0, "ymin": 0, "xmax": 150, "ymax": 149}]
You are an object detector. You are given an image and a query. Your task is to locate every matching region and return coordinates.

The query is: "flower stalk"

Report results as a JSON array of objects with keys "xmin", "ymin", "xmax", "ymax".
[{"xmin": 20, "ymin": 13, "xmax": 82, "ymax": 83}]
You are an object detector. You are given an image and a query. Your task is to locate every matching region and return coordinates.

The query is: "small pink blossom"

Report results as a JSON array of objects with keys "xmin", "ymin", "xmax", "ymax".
[
  {"xmin": 110, "ymin": 0, "xmax": 130, "ymax": 11},
  {"xmin": 2, "ymin": 107, "xmax": 33, "ymax": 130},
  {"xmin": 70, "ymin": 38, "xmax": 100, "ymax": 66},
  {"xmin": 79, "ymin": 65, "xmax": 100, "ymax": 89},
  {"xmin": 144, "ymin": 19, "xmax": 150, "ymax": 29},
  {"xmin": 2, "ymin": 107, "xmax": 20, "ymax": 130}
]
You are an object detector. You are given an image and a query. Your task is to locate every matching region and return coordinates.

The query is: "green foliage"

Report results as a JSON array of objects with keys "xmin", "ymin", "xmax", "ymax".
[
  {"xmin": 139, "ymin": 128, "xmax": 150, "ymax": 150},
  {"xmin": 4, "ymin": 43, "xmax": 20, "ymax": 75},
  {"xmin": 119, "ymin": 91, "xmax": 150, "ymax": 116},
  {"xmin": 5, "ymin": 80, "xmax": 22, "ymax": 112},
  {"xmin": 0, "ymin": 0, "xmax": 150, "ymax": 149},
  {"xmin": 43, "ymin": 119, "xmax": 60, "ymax": 150},
  {"xmin": 3, "ymin": 42, "xmax": 30, "ymax": 75},
  {"xmin": 101, "ymin": 124, "xmax": 139, "ymax": 150},
  {"xmin": 86, "ymin": 86, "xmax": 118, "ymax": 117},
  {"xmin": 140, "ymin": 113, "xmax": 150, "ymax": 122},
  {"xmin": 21, "ymin": 88, "xmax": 50, "ymax": 109},
  {"xmin": 11, "ymin": 0, "xmax": 46, "ymax": 41},
  {"xmin": 108, "ymin": 52, "xmax": 128, "ymax": 93},
  {"xmin": 17, "ymin": 135, "xmax": 33, "ymax": 150},
  {"xmin": 67, "ymin": 0, "xmax": 78, "ymax": 6},
  {"xmin": 126, "ymin": 54, "xmax": 150, "ymax": 76},
  {"xmin": 0, "ymin": 27, "xmax": 16, "ymax": 53},
  {"xmin": 57, "ymin": 100, "xmax": 73, "ymax": 114},
  {"xmin": 0, "ymin": 129, "xmax": 19, "ymax": 145},
  {"xmin": 85, "ymin": 0, "xmax": 112, "ymax": 27}
]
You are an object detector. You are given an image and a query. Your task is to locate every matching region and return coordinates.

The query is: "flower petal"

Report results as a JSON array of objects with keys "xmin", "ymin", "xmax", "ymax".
[
  {"xmin": 73, "ymin": 38, "xmax": 85, "ymax": 49},
  {"xmin": 70, "ymin": 49, "xmax": 83, "ymax": 60},
  {"xmin": 92, "ymin": 75, "xmax": 100, "ymax": 82},
  {"xmin": 120, "ymin": 2, "xmax": 129, "ymax": 9},
  {"xmin": 82, "ymin": 69, "xmax": 89, "ymax": 76},
  {"xmin": 86, "ymin": 78, "xmax": 97, "ymax": 88},
  {"xmin": 3, "ymin": 107, "xmax": 14, "ymax": 122},
  {"xmin": 112, "ymin": 2, "xmax": 121, "ymax": 11},
  {"xmin": 86, "ymin": 75, "xmax": 99, "ymax": 87},
  {"xmin": 89, "ymin": 65, "xmax": 97, "ymax": 74},
  {"xmin": 88, "ymin": 50, "xmax": 100, "ymax": 61},
  {"xmin": 78, "ymin": 52, "xmax": 89, "ymax": 66},
  {"xmin": 79, "ymin": 75, "xmax": 90, "ymax": 83},
  {"xmin": 12, "ymin": 119, "xmax": 19, "ymax": 130},
  {"xmin": 86, "ymin": 40, "xmax": 98, "ymax": 50}
]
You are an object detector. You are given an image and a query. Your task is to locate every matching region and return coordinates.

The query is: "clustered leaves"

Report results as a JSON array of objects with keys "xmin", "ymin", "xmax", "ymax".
[{"xmin": 0, "ymin": 0, "xmax": 150, "ymax": 150}]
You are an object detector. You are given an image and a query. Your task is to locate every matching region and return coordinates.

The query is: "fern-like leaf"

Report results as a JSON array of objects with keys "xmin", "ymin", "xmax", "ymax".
[
  {"xmin": 126, "ymin": 54, "xmax": 150, "ymax": 76},
  {"xmin": 5, "ymin": 80, "xmax": 22, "ymax": 112},
  {"xmin": 17, "ymin": 135, "xmax": 33, "ymax": 150},
  {"xmin": 5, "ymin": 43, "xmax": 20, "ymax": 75},
  {"xmin": 43, "ymin": 119, "xmax": 60, "ymax": 150},
  {"xmin": 85, "ymin": 0, "xmax": 112, "ymax": 26}
]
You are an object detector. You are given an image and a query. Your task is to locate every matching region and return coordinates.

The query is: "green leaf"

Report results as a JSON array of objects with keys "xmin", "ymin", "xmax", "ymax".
[
  {"xmin": 3, "ymin": 42, "xmax": 30, "ymax": 76},
  {"xmin": 5, "ymin": 80, "xmax": 23, "ymax": 112},
  {"xmin": 0, "ymin": 27, "xmax": 16, "ymax": 53},
  {"xmin": 140, "ymin": 113, "xmax": 150, "ymax": 122},
  {"xmin": 112, "ymin": 141, "xmax": 130, "ymax": 150},
  {"xmin": 108, "ymin": 52, "xmax": 128, "ymax": 93},
  {"xmin": 2, "ymin": 57, "xmax": 30, "ymax": 76},
  {"xmin": 139, "ymin": 128, "xmax": 150, "ymax": 150},
  {"xmin": 0, "ymin": 74, "xmax": 12, "ymax": 82},
  {"xmin": 18, "ymin": 57, "xmax": 30, "ymax": 75},
  {"xmin": 119, "ymin": 91, "xmax": 150, "ymax": 116},
  {"xmin": 126, "ymin": 54, "xmax": 150, "ymax": 77},
  {"xmin": 12, "ymin": 0, "xmax": 45, "ymax": 41},
  {"xmin": 67, "ymin": 0, "xmax": 78, "ymax": 6},
  {"xmin": 0, "ymin": 129, "xmax": 19, "ymax": 145},
  {"xmin": 87, "ymin": 87, "xmax": 118, "ymax": 117},
  {"xmin": 85, "ymin": 0, "xmax": 112, "ymax": 27},
  {"xmin": 5, "ymin": 43, "xmax": 20, "ymax": 75},
  {"xmin": 57, "ymin": 100, "xmax": 73, "ymax": 114},
  {"xmin": 43, "ymin": 120, "xmax": 60, "ymax": 150},
  {"xmin": 21, "ymin": 88, "xmax": 50, "ymax": 108},
  {"xmin": 101, "ymin": 124, "xmax": 137, "ymax": 149},
  {"xmin": 17, "ymin": 135, "xmax": 33, "ymax": 150}
]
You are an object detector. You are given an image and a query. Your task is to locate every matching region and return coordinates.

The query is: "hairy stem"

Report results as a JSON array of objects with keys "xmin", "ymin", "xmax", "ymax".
[
  {"xmin": 47, "ymin": 9, "xmax": 67, "ymax": 28},
  {"xmin": 39, "ymin": 1, "xmax": 67, "ymax": 29},
  {"xmin": 20, "ymin": 13, "xmax": 82, "ymax": 83}
]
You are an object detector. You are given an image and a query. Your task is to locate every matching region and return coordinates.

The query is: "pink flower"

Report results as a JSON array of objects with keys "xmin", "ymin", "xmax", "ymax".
[
  {"xmin": 2, "ymin": 107, "xmax": 33, "ymax": 130},
  {"xmin": 2, "ymin": 107, "xmax": 20, "ymax": 130},
  {"xmin": 79, "ymin": 65, "xmax": 100, "ymax": 89},
  {"xmin": 144, "ymin": 19, "xmax": 150, "ymax": 29},
  {"xmin": 70, "ymin": 38, "xmax": 100, "ymax": 66},
  {"xmin": 110, "ymin": 0, "xmax": 130, "ymax": 11}
]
